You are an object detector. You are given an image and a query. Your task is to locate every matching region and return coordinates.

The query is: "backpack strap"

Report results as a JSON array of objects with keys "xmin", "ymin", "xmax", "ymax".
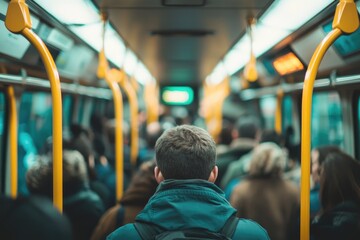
[
  {"xmin": 134, "ymin": 221, "xmax": 163, "ymax": 240},
  {"xmin": 220, "ymin": 214, "xmax": 240, "ymax": 238}
]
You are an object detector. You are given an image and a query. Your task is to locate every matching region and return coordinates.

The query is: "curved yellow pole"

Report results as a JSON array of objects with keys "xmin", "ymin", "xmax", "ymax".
[
  {"xmin": 6, "ymin": 0, "xmax": 63, "ymax": 212},
  {"xmin": 275, "ymin": 89, "xmax": 283, "ymax": 135},
  {"xmin": 105, "ymin": 69, "xmax": 124, "ymax": 201},
  {"xmin": 301, "ymin": 27, "xmax": 342, "ymax": 240},
  {"xmin": 300, "ymin": 1, "xmax": 358, "ymax": 239},
  {"xmin": 97, "ymin": 13, "xmax": 124, "ymax": 201},
  {"xmin": 120, "ymin": 76, "xmax": 139, "ymax": 167},
  {"xmin": 7, "ymin": 87, "xmax": 18, "ymax": 199}
]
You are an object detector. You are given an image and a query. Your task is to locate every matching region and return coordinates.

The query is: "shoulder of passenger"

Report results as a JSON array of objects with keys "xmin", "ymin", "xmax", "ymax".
[
  {"xmin": 106, "ymin": 223, "xmax": 140, "ymax": 240},
  {"xmin": 232, "ymin": 219, "xmax": 270, "ymax": 239}
]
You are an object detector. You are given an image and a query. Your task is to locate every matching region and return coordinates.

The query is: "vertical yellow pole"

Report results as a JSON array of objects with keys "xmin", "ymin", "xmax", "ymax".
[
  {"xmin": 144, "ymin": 83, "xmax": 159, "ymax": 125},
  {"xmin": 275, "ymin": 89, "xmax": 283, "ymax": 135},
  {"xmin": 7, "ymin": 87, "xmax": 18, "ymax": 199},
  {"xmin": 300, "ymin": 1, "xmax": 358, "ymax": 239},
  {"xmin": 105, "ymin": 69, "xmax": 124, "ymax": 201},
  {"xmin": 120, "ymin": 76, "xmax": 139, "ymax": 167},
  {"xmin": 6, "ymin": 0, "xmax": 63, "ymax": 212},
  {"xmin": 98, "ymin": 12, "xmax": 124, "ymax": 201}
]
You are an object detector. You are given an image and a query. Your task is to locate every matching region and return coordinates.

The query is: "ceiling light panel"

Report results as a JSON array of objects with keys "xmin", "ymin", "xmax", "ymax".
[
  {"xmin": 209, "ymin": 0, "xmax": 335, "ymax": 81},
  {"xmin": 33, "ymin": 0, "xmax": 100, "ymax": 25}
]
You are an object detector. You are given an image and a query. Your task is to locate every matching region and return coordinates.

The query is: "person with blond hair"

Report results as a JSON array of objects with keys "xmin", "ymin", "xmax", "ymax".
[{"xmin": 230, "ymin": 142, "xmax": 299, "ymax": 240}]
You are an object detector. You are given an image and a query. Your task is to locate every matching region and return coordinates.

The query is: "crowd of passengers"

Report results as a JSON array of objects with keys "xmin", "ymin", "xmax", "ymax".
[{"xmin": 1, "ymin": 113, "xmax": 360, "ymax": 240}]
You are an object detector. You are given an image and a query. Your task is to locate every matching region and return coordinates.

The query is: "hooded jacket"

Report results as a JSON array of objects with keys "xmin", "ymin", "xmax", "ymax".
[{"xmin": 107, "ymin": 179, "xmax": 269, "ymax": 239}]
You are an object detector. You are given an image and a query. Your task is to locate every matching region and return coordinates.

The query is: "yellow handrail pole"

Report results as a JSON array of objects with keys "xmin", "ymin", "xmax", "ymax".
[
  {"xmin": 5, "ymin": 0, "xmax": 63, "ymax": 212},
  {"xmin": 300, "ymin": 27, "xmax": 341, "ymax": 240},
  {"xmin": 120, "ymin": 76, "xmax": 139, "ymax": 167},
  {"xmin": 275, "ymin": 89, "xmax": 283, "ymax": 135},
  {"xmin": 144, "ymin": 83, "xmax": 159, "ymax": 125},
  {"xmin": 7, "ymin": 86, "xmax": 18, "ymax": 198},
  {"xmin": 106, "ymin": 69, "xmax": 124, "ymax": 201},
  {"xmin": 300, "ymin": 1, "xmax": 358, "ymax": 239},
  {"xmin": 98, "ymin": 12, "xmax": 124, "ymax": 201}
]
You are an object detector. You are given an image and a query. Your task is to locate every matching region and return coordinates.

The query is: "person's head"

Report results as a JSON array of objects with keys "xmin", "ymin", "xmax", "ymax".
[
  {"xmin": 218, "ymin": 119, "xmax": 234, "ymax": 145},
  {"xmin": 26, "ymin": 150, "xmax": 88, "ymax": 198},
  {"xmin": 106, "ymin": 119, "xmax": 130, "ymax": 145},
  {"xmin": 319, "ymin": 151, "xmax": 360, "ymax": 212},
  {"xmin": 233, "ymin": 116, "xmax": 260, "ymax": 140},
  {"xmin": 154, "ymin": 125, "xmax": 217, "ymax": 183},
  {"xmin": 311, "ymin": 145, "xmax": 341, "ymax": 184},
  {"xmin": 259, "ymin": 129, "xmax": 283, "ymax": 146},
  {"xmin": 248, "ymin": 142, "xmax": 286, "ymax": 177},
  {"xmin": 146, "ymin": 122, "xmax": 165, "ymax": 149},
  {"xmin": 66, "ymin": 124, "xmax": 95, "ymax": 169}
]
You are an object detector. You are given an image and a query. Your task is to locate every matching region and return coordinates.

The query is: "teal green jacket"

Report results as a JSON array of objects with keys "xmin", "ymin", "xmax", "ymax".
[{"xmin": 107, "ymin": 179, "xmax": 270, "ymax": 239}]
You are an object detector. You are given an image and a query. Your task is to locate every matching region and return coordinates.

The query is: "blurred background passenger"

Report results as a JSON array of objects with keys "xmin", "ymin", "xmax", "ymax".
[
  {"xmin": 26, "ymin": 150, "xmax": 105, "ymax": 240},
  {"xmin": 215, "ymin": 115, "xmax": 261, "ymax": 186},
  {"xmin": 282, "ymin": 126, "xmax": 301, "ymax": 186},
  {"xmin": 216, "ymin": 118, "xmax": 234, "ymax": 155},
  {"xmin": 91, "ymin": 160, "xmax": 158, "ymax": 240},
  {"xmin": 230, "ymin": 142, "xmax": 299, "ymax": 240},
  {"xmin": 66, "ymin": 124, "xmax": 112, "ymax": 209},
  {"xmin": 95, "ymin": 120, "xmax": 132, "ymax": 201},
  {"xmin": 0, "ymin": 195, "xmax": 72, "ymax": 240},
  {"xmin": 311, "ymin": 151, "xmax": 360, "ymax": 240},
  {"xmin": 221, "ymin": 129, "xmax": 282, "ymax": 196},
  {"xmin": 310, "ymin": 145, "xmax": 341, "ymax": 219},
  {"xmin": 137, "ymin": 121, "xmax": 166, "ymax": 165}
]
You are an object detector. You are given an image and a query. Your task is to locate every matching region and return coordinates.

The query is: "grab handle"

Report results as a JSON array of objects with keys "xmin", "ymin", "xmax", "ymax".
[{"xmin": 5, "ymin": 0, "xmax": 63, "ymax": 212}]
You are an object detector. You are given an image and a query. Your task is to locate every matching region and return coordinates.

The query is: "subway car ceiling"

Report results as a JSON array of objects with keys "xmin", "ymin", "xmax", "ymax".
[{"xmin": 1, "ymin": 0, "xmax": 360, "ymax": 100}]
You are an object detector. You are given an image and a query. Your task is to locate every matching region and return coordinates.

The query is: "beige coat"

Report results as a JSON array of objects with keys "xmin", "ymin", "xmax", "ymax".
[{"xmin": 230, "ymin": 177, "xmax": 299, "ymax": 240}]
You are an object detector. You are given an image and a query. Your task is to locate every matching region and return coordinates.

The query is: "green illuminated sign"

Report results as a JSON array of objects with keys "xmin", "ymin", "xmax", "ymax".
[{"xmin": 161, "ymin": 86, "xmax": 194, "ymax": 105}]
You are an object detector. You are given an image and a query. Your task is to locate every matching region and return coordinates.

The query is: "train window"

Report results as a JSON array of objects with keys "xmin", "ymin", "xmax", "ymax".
[
  {"xmin": 311, "ymin": 92, "xmax": 344, "ymax": 149},
  {"xmin": 81, "ymin": 97, "xmax": 94, "ymax": 127},
  {"xmin": 77, "ymin": 97, "xmax": 85, "ymax": 124},
  {"xmin": 63, "ymin": 94, "xmax": 73, "ymax": 140},
  {"xmin": 260, "ymin": 96, "xmax": 276, "ymax": 130},
  {"xmin": 282, "ymin": 95, "xmax": 293, "ymax": 130},
  {"xmin": 18, "ymin": 92, "xmax": 53, "ymax": 195},
  {"xmin": 357, "ymin": 97, "xmax": 360, "ymax": 159},
  {"xmin": 93, "ymin": 99, "xmax": 107, "ymax": 116},
  {"xmin": 0, "ymin": 93, "xmax": 4, "ymax": 155},
  {"xmin": 0, "ymin": 93, "xmax": 5, "ymax": 193}
]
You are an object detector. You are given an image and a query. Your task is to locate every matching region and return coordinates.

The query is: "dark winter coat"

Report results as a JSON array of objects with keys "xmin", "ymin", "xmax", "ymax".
[{"xmin": 311, "ymin": 201, "xmax": 360, "ymax": 240}]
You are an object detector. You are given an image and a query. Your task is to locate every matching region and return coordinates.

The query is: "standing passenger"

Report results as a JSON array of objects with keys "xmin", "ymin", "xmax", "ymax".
[
  {"xmin": 311, "ymin": 151, "xmax": 360, "ymax": 240},
  {"xmin": 310, "ymin": 145, "xmax": 340, "ymax": 219},
  {"xmin": 0, "ymin": 195, "xmax": 72, "ymax": 240},
  {"xmin": 91, "ymin": 160, "xmax": 158, "ymax": 240},
  {"xmin": 215, "ymin": 116, "xmax": 261, "ymax": 186},
  {"xmin": 230, "ymin": 142, "xmax": 299, "ymax": 240},
  {"xmin": 107, "ymin": 125, "xmax": 269, "ymax": 239},
  {"xmin": 26, "ymin": 150, "xmax": 105, "ymax": 240}
]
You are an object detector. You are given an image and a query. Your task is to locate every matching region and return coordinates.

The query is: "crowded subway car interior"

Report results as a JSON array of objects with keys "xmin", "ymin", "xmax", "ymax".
[{"xmin": 1, "ymin": 0, "xmax": 360, "ymax": 239}]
